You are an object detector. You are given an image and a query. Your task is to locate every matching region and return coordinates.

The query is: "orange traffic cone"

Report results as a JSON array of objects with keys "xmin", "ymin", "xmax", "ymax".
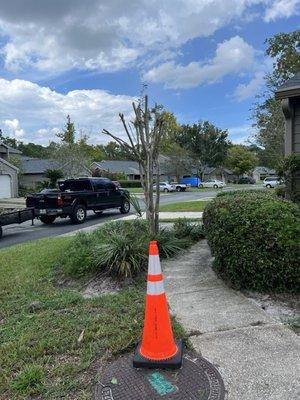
[{"xmin": 133, "ymin": 241, "xmax": 183, "ymax": 369}]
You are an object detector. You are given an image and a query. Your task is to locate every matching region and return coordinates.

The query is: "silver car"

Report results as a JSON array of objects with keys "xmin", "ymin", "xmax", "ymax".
[
  {"xmin": 153, "ymin": 182, "xmax": 175, "ymax": 192},
  {"xmin": 263, "ymin": 177, "xmax": 281, "ymax": 188},
  {"xmin": 200, "ymin": 179, "xmax": 226, "ymax": 189}
]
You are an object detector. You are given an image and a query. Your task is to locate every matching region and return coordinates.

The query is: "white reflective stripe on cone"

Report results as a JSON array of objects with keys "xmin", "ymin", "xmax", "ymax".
[
  {"xmin": 147, "ymin": 280, "xmax": 165, "ymax": 295},
  {"xmin": 148, "ymin": 255, "xmax": 162, "ymax": 275}
]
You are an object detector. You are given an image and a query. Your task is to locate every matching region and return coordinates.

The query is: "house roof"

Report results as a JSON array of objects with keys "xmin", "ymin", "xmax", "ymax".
[
  {"xmin": 203, "ymin": 166, "xmax": 233, "ymax": 175},
  {"xmin": 0, "ymin": 157, "xmax": 19, "ymax": 171},
  {"xmin": 92, "ymin": 160, "xmax": 141, "ymax": 175},
  {"xmin": 0, "ymin": 142, "xmax": 22, "ymax": 154},
  {"xmin": 92, "ymin": 156, "xmax": 172, "ymax": 176},
  {"xmin": 275, "ymin": 72, "xmax": 300, "ymax": 100},
  {"xmin": 20, "ymin": 157, "xmax": 60, "ymax": 174},
  {"xmin": 253, "ymin": 166, "xmax": 276, "ymax": 174}
]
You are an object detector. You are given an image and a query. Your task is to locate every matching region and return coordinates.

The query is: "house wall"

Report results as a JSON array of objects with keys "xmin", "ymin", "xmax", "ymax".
[
  {"xmin": 292, "ymin": 100, "xmax": 300, "ymax": 198},
  {"xmin": 0, "ymin": 160, "xmax": 18, "ymax": 197},
  {"xmin": 293, "ymin": 100, "xmax": 300, "ymax": 153},
  {"xmin": 20, "ymin": 173, "xmax": 48, "ymax": 188}
]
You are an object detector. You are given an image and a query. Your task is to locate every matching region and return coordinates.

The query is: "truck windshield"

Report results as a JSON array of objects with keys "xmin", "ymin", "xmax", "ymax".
[{"xmin": 59, "ymin": 180, "xmax": 92, "ymax": 191}]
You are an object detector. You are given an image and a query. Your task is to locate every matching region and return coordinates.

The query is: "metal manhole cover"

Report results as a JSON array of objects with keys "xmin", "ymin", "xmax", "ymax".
[{"xmin": 93, "ymin": 352, "xmax": 225, "ymax": 400}]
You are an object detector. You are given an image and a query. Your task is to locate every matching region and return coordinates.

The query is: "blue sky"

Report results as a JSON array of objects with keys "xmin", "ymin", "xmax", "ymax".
[{"xmin": 0, "ymin": 0, "xmax": 299, "ymax": 146}]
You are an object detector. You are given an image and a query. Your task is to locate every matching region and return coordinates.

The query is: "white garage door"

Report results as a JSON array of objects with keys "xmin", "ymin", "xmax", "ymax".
[{"xmin": 0, "ymin": 175, "xmax": 12, "ymax": 199}]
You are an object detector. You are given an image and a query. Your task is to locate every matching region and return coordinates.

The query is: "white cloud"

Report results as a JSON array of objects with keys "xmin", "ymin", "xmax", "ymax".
[
  {"xmin": 264, "ymin": 0, "xmax": 300, "ymax": 21},
  {"xmin": 0, "ymin": 0, "xmax": 277, "ymax": 74},
  {"xmin": 0, "ymin": 78, "xmax": 136, "ymax": 145},
  {"xmin": 2, "ymin": 118, "xmax": 25, "ymax": 138},
  {"xmin": 227, "ymin": 124, "xmax": 256, "ymax": 144},
  {"xmin": 234, "ymin": 71, "xmax": 265, "ymax": 101},
  {"xmin": 144, "ymin": 36, "xmax": 255, "ymax": 89}
]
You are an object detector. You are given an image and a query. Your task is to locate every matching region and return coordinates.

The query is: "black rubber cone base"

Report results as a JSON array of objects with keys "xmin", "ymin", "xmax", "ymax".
[{"xmin": 133, "ymin": 340, "xmax": 183, "ymax": 369}]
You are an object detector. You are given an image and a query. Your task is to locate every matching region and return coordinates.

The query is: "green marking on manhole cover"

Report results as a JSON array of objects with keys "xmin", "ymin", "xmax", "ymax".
[{"xmin": 147, "ymin": 372, "xmax": 177, "ymax": 396}]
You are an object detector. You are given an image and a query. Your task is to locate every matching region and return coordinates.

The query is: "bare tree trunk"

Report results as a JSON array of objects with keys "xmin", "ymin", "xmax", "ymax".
[
  {"xmin": 154, "ymin": 160, "xmax": 160, "ymax": 234},
  {"xmin": 102, "ymin": 95, "xmax": 165, "ymax": 235}
]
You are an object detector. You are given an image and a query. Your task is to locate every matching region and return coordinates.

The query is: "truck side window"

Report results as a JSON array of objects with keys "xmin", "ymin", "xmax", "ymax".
[
  {"xmin": 93, "ymin": 180, "xmax": 107, "ymax": 191},
  {"xmin": 59, "ymin": 180, "xmax": 92, "ymax": 191},
  {"xmin": 105, "ymin": 182, "xmax": 116, "ymax": 190}
]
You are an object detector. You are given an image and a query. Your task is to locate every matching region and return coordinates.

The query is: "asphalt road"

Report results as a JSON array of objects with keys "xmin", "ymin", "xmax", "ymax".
[{"xmin": 0, "ymin": 186, "xmax": 262, "ymax": 249}]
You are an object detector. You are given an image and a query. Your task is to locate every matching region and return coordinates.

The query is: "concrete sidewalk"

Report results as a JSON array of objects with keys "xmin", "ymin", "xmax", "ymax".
[
  {"xmin": 121, "ymin": 211, "xmax": 203, "ymax": 220},
  {"xmin": 163, "ymin": 241, "xmax": 300, "ymax": 400}
]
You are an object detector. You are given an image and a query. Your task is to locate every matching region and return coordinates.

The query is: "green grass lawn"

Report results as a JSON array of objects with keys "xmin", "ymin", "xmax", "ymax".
[
  {"xmin": 159, "ymin": 200, "xmax": 210, "ymax": 212},
  {"xmin": 0, "ymin": 238, "xmax": 186, "ymax": 399},
  {"xmin": 124, "ymin": 187, "xmax": 144, "ymax": 193}
]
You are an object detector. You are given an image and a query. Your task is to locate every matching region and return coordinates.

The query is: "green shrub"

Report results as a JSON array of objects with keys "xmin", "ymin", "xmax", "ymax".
[
  {"xmin": 203, "ymin": 191, "xmax": 300, "ymax": 292},
  {"xmin": 173, "ymin": 219, "xmax": 205, "ymax": 241},
  {"xmin": 216, "ymin": 189, "xmax": 275, "ymax": 199},
  {"xmin": 92, "ymin": 221, "xmax": 149, "ymax": 277},
  {"xmin": 119, "ymin": 180, "xmax": 142, "ymax": 188},
  {"xmin": 60, "ymin": 219, "xmax": 198, "ymax": 278},
  {"xmin": 275, "ymin": 185, "xmax": 286, "ymax": 199},
  {"xmin": 154, "ymin": 228, "xmax": 192, "ymax": 257}
]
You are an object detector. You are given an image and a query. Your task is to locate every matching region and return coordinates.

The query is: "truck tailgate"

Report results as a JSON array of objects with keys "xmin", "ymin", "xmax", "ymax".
[{"xmin": 26, "ymin": 193, "xmax": 60, "ymax": 209}]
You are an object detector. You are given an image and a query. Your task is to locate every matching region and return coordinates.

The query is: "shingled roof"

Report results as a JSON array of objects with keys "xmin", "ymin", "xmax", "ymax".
[
  {"xmin": 20, "ymin": 157, "xmax": 60, "ymax": 174},
  {"xmin": 92, "ymin": 160, "xmax": 140, "ymax": 175},
  {"xmin": 0, "ymin": 142, "xmax": 22, "ymax": 155},
  {"xmin": 275, "ymin": 72, "xmax": 300, "ymax": 100}
]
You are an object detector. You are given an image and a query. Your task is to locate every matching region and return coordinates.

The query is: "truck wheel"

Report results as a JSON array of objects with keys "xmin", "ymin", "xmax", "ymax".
[
  {"xmin": 40, "ymin": 215, "xmax": 56, "ymax": 224},
  {"xmin": 176, "ymin": 186, "xmax": 181, "ymax": 192},
  {"xmin": 71, "ymin": 204, "xmax": 87, "ymax": 224},
  {"xmin": 120, "ymin": 200, "xmax": 130, "ymax": 214},
  {"xmin": 213, "ymin": 184, "xmax": 218, "ymax": 189}
]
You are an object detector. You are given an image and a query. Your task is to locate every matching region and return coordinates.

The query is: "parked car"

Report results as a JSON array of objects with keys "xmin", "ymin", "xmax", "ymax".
[
  {"xmin": 26, "ymin": 177, "xmax": 130, "ymax": 224},
  {"xmin": 200, "ymin": 179, "xmax": 226, "ymax": 189},
  {"xmin": 170, "ymin": 182, "xmax": 188, "ymax": 192},
  {"xmin": 153, "ymin": 182, "xmax": 175, "ymax": 192},
  {"xmin": 237, "ymin": 176, "xmax": 256, "ymax": 184},
  {"xmin": 179, "ymin": 175, "xmax": 202, "ymax": 187},
  {"xmin": 263, "ymin": 177, "xmax": 281, "ymax": 188}
]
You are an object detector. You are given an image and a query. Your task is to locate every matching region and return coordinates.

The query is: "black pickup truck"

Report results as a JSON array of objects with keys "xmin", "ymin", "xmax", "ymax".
[{"xmin": 26, "ymin": 177, "xmax": 130, "ymax": 224}]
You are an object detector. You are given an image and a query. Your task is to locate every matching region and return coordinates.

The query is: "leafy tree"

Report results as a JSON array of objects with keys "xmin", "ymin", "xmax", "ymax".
[
  {"xmin": 266, "ymin": 30, "xmax": 300, "ymax": 87},
  {"xmin": 52, "ymin": 116, "xmax": 91, "ymax": 178},
  {"xmin": 44, "ymin": 169, "xmax": 64, "ymax": 188},
  {"xmin": 0, "ymin": 129, "xmax": 18, "ymax": 148},
  {"xmin": 253, "ymin": 30, "xmax": 300, "ymax": 168},
  {"xmin": 253, "ymin": 98, "xmax": 285, "ymax": 168},
  {"xmin": 226, "ymin": 145, "xmax": 258, "ymax": 176},
  {"xmin": 159, "ymin": 111, "xmax": 182, "ymax": 153},
  {"xmin": 18, "ymin": 142, "xmax": 51, "ymax": 158},
  {"xmin": 175, "ymin": 121, "xmax": 230, "ymax": 178},
  {"xmin": 56, "ymin": 115, "xmax": 75, "ymax": 144},
  {"xmin": 161, "ymin": 143, "xmax": 192, "ymax": 181}
]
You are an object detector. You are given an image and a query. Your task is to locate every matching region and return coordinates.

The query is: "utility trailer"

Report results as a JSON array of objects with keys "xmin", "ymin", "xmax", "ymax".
[{"xmin": 0, "ymin": 208, "xmax": 35, "ymax": 239}]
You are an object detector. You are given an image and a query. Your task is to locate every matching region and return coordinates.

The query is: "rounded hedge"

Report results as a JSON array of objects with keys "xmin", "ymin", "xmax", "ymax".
[
  {"xmin": 203, "ymin": 191, "xmax": 300, "ymax": 292},
  {"xmin": 119, "ymin": 180, "xmax": 142, "ymax": 188}
]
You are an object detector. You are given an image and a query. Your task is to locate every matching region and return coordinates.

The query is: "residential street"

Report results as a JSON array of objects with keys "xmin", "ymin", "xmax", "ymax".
[{"xmin": 0, "ymin": 186, "xmax": 263, "ymax": 249}]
